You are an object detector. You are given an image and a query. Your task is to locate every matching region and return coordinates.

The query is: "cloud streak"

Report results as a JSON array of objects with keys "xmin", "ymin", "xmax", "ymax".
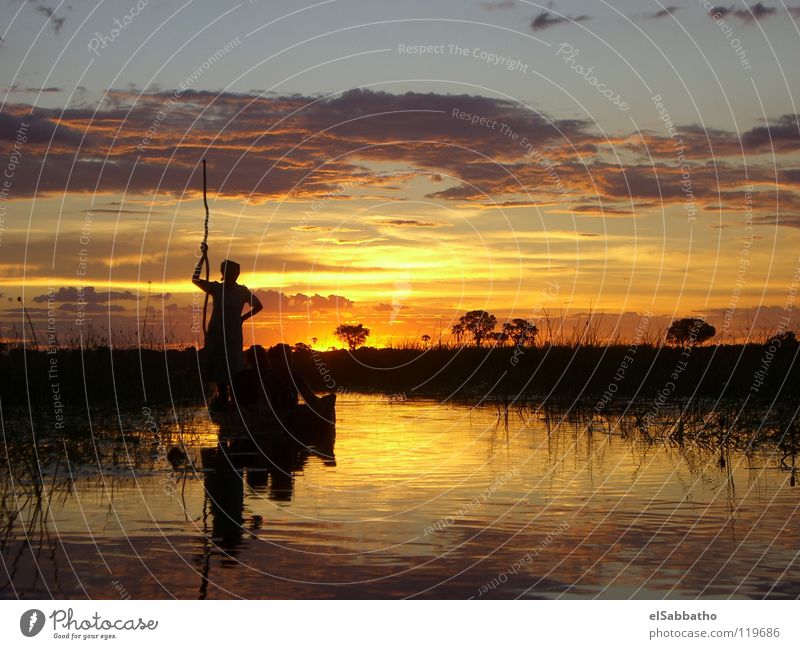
[
  {"xmin": 706, "ymin": 2, "xmax": 800, "ymax": 22},
  {"xmin": 645, "ymin": 6, "xmax": 679, "ymax": 19},
  {"xmin": 481, "ymin": 0, "xmax": 515, "ymax": 9},
  {"xmin": 530, "ymin": 11, "xmax": 590, "ymax": 31}
]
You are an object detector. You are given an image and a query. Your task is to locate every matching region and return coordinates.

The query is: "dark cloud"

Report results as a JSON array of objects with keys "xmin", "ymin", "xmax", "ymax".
[
  {"xmin": 0, "ymin": 85, "xmax": 63, "ymax": 93},
  {"xmin": 531, "ymin": 11, "xmax": 590, "ymax": 31},
  {"xmin": 741, "ymin": 114, "xmax": 800, "ymax": 152},
  {"xmin": 32, "ymin": 3, "xmax": 65, "ymax": 34},
  {"xmin": 738, "ymin": 2, "xmax": 777, "ymax": 20},
  {"xmin": 2, "ymin": 88, "xmax": 592, "ymax": 199},
  {"xmin": 32, "ymin": 286, "xmax": 141, "ymax": 304},
  {"xmin": 646, "ymin": 6, "xmax": 679, "ymax": 19},
  {"xmin": 707, "ymin": 6, "xmax": 733, "ymax": 17},
  {"xmin": 780, "ymin": 169, "xmax": 800, "ymax": 185},
  {"xmin": 477, "ymin": 199, "xmax": 542, "ymax": 208},
  {"xmin": 1, "ymin": 88, "xmax": 797, "ymax": 229},
  {"xmin": 252, "ymin": 290, "xmax": 353, "ymax": 313},
  {"xmin": 708, "ymin": 3, "xmax": 783, "ymax": 22},
  {"xmin": 482, "ymin": 0, "xmax": 515, "ymax": 8},
  {"xmin": 642, "ymin": 116, "xmax": 800, "ymax": 157},
  {"xmin": 0, "ymin": 110, "xmax": 84, "ymax": 145},
  {"xmin": 753, "ymin": 213, "xmax": 800, "ymax": 227},
  {"xmin": 569, "ymin": 204, "xmax": 633, "ymax": 216}
]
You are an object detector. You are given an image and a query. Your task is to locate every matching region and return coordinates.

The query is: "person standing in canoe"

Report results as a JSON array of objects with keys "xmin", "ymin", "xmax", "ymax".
[{"xmin": 193, "ymin": 242, "xmax": 263, "ymax": 409}]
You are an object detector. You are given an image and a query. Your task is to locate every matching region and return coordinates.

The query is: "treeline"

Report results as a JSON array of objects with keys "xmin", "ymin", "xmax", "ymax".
[
  {"xmin": 2, "ymin": 338, "xmax": 798, "ymax": 424},
  {"xmin": 305, "ymin": 342, "xmax": 800, "ymax": 406},
  {"xmin": 0, "ymin": 347, "xmax": 206, "ymax": 416}
]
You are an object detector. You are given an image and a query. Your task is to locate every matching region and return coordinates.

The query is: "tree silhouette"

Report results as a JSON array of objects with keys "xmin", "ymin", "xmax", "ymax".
[
  {"xmin": 334, "ymin": 323, "xmax": 370, "ymax": 350},
  {"xmin": 666, "ymin": 318, "xmax": 715, "ymax": 347},
  {"xmin": 502, "ymin": 318, "xmax": 538, "ymax": 347},
  {"xmin": 492, "ymin": 330, "xmax": 510, "ymax": 346},
  {"xmin": 421, "ymin": 334, "xmax": 431, "ymax": 348},
  {"xmin": 451, "ymin": 322, "xmax": 465, "ymax": 345},
  {"xmin": 453, "ymin": 310, "xmax": 497, "ymax": 347}
]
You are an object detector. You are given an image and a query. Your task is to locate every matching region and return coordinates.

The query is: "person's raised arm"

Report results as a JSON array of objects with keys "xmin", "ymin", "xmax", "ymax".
[{"xmin": 192, "ymin": 242, "xmax": 212, "ymax": 292}]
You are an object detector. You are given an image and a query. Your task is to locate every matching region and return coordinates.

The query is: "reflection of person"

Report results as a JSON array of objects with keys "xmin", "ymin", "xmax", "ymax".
[
  {"xmin": 203, "ymin": 445, "xmax": 245, "ymax": 549},
  {"xmin": 193, "ymin": 242, "xmax": 262, "ymax": 409}
]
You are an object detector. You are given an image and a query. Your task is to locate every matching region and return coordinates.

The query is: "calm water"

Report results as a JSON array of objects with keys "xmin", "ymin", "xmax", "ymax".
[{"xmin": 1, "ymin": 395, "xmax": 798, "ymax": 599}]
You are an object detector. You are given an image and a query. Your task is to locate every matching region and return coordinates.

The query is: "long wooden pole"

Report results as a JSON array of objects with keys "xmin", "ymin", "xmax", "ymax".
[{"xmin": 201, "ymin": 159, "xmax": 210, "ymax": 340}]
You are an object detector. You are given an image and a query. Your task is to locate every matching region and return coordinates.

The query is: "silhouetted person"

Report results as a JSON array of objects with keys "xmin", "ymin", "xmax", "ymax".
[
  {"xmin": 193, "ymin": 242, "xmax": 262, "ymax": 409},
  {"xmin": 231, "ymin": 345, "xmax": 269, "ymax": 409},
  {"xmin": 260, "ymin": 343, "xmax": 322, "ymax": 416}
]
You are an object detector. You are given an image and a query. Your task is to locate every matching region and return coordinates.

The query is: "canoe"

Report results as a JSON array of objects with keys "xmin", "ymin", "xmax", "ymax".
[
  {"xmin": 210, "ymin": 393, "xmax": 336, "ymax": 449},
  {"xmin": 201, "ymin": 396, "xmax": 336, "ymax": 504}
]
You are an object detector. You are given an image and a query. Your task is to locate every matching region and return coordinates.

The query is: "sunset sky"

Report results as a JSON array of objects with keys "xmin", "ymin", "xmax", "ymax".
[{"xmin": 1, "ymin": 0, "xmax": 799, "ymax": 348}]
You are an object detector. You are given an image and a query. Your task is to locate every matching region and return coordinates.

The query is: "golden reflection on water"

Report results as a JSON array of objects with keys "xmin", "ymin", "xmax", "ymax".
[{"xmin": 1, "ymin": 395, "xmax": 797, "ymax": 599}]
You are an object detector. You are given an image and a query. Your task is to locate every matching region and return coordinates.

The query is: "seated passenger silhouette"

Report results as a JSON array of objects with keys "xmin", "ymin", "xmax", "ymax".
[
  {"xmin": 259, "ymin": 344, "xmax": 321, "ymax": 416},
  {"xmin": 231, "ymin": 345, "xmax": 269, "ymax": 409}
]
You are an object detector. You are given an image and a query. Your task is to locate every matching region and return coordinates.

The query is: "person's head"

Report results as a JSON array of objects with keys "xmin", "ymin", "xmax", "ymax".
[
  {"xmin": 244, "ymin": 345, "xmax": 269, "ymax": 372},
  {"xmin": 267, "ymin": 343, "xmax": 294, "ymax": 374},
  {"xmin": 220, "ymin": 259, "xmax": 240, "ymax": 283}
]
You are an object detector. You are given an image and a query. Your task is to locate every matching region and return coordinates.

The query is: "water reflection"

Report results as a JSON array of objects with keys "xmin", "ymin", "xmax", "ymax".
[
  {"xmin": 194, "ymin": 413, "xmax": 337, "ymax": 597},
  {"xmin": 0, "ymin": 397, "xmax": 797, "ymax": 599}
]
